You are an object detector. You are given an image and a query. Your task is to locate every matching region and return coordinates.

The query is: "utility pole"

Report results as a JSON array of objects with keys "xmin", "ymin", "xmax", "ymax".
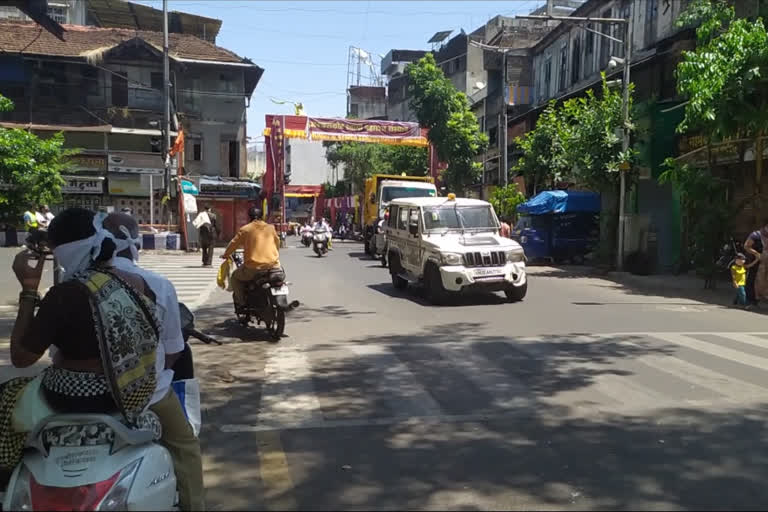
[
  {"xmin": 518, "ymin": 5, "xmax": 633, "ymax": 271},
  {"xmin": 501, "ymin": 49, "xmax": 508, "ymax": 188},
  {"xmin": 162, "ymin": 0, "xmax": 171, "ymax": 203},
  {"xmin": 617, "ymin": 4, "xmax": 633, "ymax": 273}
]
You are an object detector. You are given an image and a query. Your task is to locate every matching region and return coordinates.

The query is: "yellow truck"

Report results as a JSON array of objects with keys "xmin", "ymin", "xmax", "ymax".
[{"xmin": 363, "ymin": 174, "xmax": 436, "ymax": 258}]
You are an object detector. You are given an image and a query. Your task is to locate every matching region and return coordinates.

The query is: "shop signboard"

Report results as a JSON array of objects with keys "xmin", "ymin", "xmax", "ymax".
[
  {"xmin": 66, "ymin": 154, "xmax": 107, "ymax": 173},
  {"xmin": 62, "ymin": 175, "xmax": 104, "ymax": 194},
  {"xmin": 108, "ymin": 173, "xmax": 164, "ymax": 196},
  {"xmin": 108, "ymin": 152, "xmax": 177, "ymax": 175}
]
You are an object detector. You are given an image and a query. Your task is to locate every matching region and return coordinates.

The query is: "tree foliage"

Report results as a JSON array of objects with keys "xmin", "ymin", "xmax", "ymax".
[
  {"xmin": 0, "ymin": 94, "xmax": 71, "ymax": 226},
  {"xmin": 405, "ymin": 54, "xmax": 488, "ymax": 194},
  {"xmin": 513, "ymin": 102, "xmax": 572, "ymax": 194},
  {"xmin": 675, "ymin": 0, "xmax": 768, "ymax": 140},
  {"xmin": 489, "ymin": 183, "xmax": 526, "ymax": 222},
  {"xmin": 666, "ymin": 0, "xmax": 768, "ymax": 259},
  {"xmin": 513, "ymin": 76, "xmax": 635, "ymax": 193},
  {"xmin": 323, "ymin": 141, "xmax": 428, "ymax": 194},
  {"xmin": 659, "ymin": 158, "xmax": 736, "ymax": 272}
]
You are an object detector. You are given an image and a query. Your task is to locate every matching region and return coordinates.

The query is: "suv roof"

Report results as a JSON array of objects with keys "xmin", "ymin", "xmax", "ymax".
[
  {"xmin": 389, "ymin": 197, "xmax": 490, "ymax": 208},
  {"xmin": 380, "ymin": 180, "xmax": 436, "ymax": 189}
]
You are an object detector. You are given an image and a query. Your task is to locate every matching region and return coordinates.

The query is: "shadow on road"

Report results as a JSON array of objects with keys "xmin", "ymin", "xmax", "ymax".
[
  {"xmin": 193, "ymin": 321, "xmax": 768, "ymax": 511},
  {"xmin": 367, "ymin": 283, "xmax": 508, "ymax": 307},
  {"xmin": 192, "ymin": 302, "xmax": 279, "ymax": 344}
]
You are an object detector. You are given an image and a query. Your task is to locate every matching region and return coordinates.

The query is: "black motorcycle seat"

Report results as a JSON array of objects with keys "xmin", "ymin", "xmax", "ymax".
[{"xmin": 246, "ymin": 268, "xmax": 286, "ymax": 289}]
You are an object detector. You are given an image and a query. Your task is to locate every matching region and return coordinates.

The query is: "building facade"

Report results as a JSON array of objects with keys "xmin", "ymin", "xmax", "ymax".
[
  {"xmin": 380, "ymin": 49, "xmax": 426, "ymax": 122},
  {"xmin": 512, "ymin": 0, "xmax": 696, "ymax": 272},
  {"xmin": 347, "ymin": 85, "xmax": 387, "ymax": 120},
  {"xmin": 0, "ymin": 20, "xmax": 262, "ymax": 238},
  {"xmin": 0, "ymin": 0, "xmax": 221, "ymax": 42}
]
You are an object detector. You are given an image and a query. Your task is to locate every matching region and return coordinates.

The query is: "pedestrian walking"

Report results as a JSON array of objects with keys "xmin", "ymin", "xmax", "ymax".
[
  {"xmin": 193, "ymin": 206, "xmax": 218, "ymax": 267},
  {"xmin": 731, "ymin": 252, "xmax": 757, "ymax": 307},
  {"xmin": 744, "ymin": 221, "xmax": 768, "ymax": 306}
]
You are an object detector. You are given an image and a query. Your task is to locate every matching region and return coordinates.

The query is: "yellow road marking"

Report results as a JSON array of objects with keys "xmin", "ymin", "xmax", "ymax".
[{"xmin": 256, "ymin": 430, "xmax": 298, "ymax": 511}]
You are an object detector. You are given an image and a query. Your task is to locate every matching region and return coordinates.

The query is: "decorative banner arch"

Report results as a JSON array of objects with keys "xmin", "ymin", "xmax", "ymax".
[{"xmin": 263, "ymin": 115, "xmax": 445, "ymax": 229}]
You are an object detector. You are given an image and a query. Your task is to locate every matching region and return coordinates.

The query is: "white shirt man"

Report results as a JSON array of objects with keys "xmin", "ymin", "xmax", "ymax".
[{"xmin": 314, "ymin": 218, "xmax": 332, "ymax": 236}]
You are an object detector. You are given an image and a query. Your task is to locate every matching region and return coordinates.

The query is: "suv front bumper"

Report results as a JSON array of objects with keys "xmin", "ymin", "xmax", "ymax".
[{"xmin": 439, "ymin": 262, "xmax": 526, "ymax": 292}]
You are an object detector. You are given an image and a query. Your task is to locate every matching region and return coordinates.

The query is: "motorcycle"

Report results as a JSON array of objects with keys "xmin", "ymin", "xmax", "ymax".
[
  {"xmin": 231, "ymin": 252, "xmax": 299, "ymax": 341},
  {"xmin": 1, "ymin": 303, "xmax": 218, "ymax": 512},
  {"xmin": 300, "ymin": 230, "xmax": 313, "ymax": 247},
  {"xmin": 313, "ymin": 229, "xmax": 329, "ymax": 257}
]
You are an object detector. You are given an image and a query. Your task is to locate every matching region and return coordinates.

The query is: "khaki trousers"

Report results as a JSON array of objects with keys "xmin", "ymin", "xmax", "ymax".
[
  {"xmin": 231, "ymin": 265, "xmax": 262, "ymax": 307},
  {"xmin": 150, "ymin": 390, "xmax": 205, "ymax": 511}
]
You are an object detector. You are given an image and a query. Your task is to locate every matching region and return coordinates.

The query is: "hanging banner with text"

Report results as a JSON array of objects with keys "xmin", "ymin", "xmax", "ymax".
[{"xmin": 307, "ymin": 117, "xmax": 428, "ymax": 147}]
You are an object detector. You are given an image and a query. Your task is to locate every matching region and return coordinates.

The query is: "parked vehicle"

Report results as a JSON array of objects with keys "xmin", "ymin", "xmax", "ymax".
[
  {"xmin": 386, "ymin": 194, "xmax": 527, "ymax": 304},
  {"xmin": 313, "ymin": 229, "xmax": 329, "ymax": 257},
  {"xmin": 363, "ymin": 174, "xmax": 437, "ymax": 257},
  {"xmin": 513, "ymin": 190, "xmax": 600, "ymax": 264},
  {"xmin": 1, "ymin": 303, "xmax": 218, "ymax": 512}
]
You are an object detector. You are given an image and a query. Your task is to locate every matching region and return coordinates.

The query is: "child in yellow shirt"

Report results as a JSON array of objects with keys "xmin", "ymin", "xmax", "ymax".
[{"xmin": 732, "ymin": 253, "xmax": 757, "ymax": 307}]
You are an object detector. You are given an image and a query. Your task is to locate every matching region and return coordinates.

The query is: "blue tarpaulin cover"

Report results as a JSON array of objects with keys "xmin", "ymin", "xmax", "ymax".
[{"xmin": 517, "ymin": 190, "xmax": 601, "ymax": 215}]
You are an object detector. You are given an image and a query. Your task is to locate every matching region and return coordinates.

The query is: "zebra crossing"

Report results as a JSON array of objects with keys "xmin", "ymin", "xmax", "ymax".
[
  {"xmin": 219, "ymin": 331, "xmax": 768, "ymax": 432},
  {"xmin": 138, "ymin": 251, "xmax": 220, "ymax": 310}
]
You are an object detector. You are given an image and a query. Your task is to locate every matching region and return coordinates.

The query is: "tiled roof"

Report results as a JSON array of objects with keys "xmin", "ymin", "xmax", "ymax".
[{"xmin": 0, "ymin": 21, "xmax": 244, "ymax": 63}]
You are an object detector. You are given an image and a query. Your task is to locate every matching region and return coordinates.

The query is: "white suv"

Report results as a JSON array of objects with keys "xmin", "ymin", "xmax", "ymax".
[{"xmin": 385, "ymin": 195, "xmax": 527, "ymax": 304}]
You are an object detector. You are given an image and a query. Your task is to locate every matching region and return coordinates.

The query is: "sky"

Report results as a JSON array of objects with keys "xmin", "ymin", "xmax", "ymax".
[{"xmin": 135, "ymin": 0, "xmax": 546, "ymax": 145}]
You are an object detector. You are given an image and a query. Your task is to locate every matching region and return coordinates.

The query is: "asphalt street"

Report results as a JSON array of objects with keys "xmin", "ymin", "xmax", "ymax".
[{"xmin": 3, "ymin": 240, "xmax": 768, "ymax": 510}]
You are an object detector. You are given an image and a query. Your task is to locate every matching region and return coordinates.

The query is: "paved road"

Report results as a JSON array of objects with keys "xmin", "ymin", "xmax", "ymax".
[
  {"xmin": 4, "ymin": 241, "xmax": 768, "ymax": 510},
  {"xmin": 185, "ymin": 241, "xmax": 768, "ymax": 511}
]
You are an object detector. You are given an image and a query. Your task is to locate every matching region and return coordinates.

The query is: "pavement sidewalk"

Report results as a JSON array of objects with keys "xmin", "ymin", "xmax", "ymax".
[{"xmin": 536, "ymin": 264, "xmax": 738, "ymax": 306}]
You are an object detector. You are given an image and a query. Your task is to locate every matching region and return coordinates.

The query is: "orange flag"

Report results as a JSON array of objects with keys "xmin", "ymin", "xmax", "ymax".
[{"xmin": 169, "ymin": 128, "xmax": 185, "ymax": 157}]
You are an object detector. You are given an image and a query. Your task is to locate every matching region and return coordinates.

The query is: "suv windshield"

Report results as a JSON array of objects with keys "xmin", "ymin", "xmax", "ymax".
[
  {"xmin": 381, "ymin": 186, "xmax": 435, "ymax": 203},
  {"xmin": 423, "ymin": 205, "xmax": 499, "ymax": 231}
]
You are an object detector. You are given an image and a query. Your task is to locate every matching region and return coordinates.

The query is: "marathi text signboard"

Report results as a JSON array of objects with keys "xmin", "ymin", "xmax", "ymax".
[
  {"xmin": 62, "ymin": 176, "xmax": 104, "ymax": 195},
  {"xmin": 66, "ymin": 154, "xmax": 106, "ymax": 173},
  {"xmin": 308, "ymin": 117, "xmax": 428, "ymax": 146}
]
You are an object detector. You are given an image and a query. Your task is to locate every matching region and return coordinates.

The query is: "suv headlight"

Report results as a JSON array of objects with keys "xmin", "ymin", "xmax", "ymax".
[
  {"xmin": 441, "ymin": 252, "xmax": 463, "ymax": 266},
  {"xmin": 506, "ymin": 250, "xmax": 525, "ymax": 263}
]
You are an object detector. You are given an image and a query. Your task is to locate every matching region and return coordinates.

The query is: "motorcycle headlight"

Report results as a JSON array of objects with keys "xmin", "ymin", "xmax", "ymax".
[
  {"xmin": 506, "ymin": 250, "xmax": 525, "ymax": 263},
  {"xmin": 441, "ymin": 252, "xmax": 463, "ymax": 266}
]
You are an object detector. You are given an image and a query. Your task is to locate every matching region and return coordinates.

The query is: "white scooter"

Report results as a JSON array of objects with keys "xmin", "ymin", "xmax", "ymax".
[
  {"xmin": 312, "ymin": 229, "xmax": 329, "ymax": 257},
  {"xmin": 1, "ymin": 303, "xmax": 218, "ymax": 511}
]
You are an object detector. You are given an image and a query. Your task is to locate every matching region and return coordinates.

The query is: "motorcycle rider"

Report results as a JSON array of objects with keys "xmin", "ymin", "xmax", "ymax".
[
  {"xmin": 314, "ymin": 217, "xmax": 333, "ymax": 250},
  {"xmin": 221, "ymin": 206, "xmax": 284, "ymax": 312},
  {"xmin": 300, "ymin": 221, "xmax": 313, "ymax": 245},
  {"xmin": 103, "ymin": 213, "xmax": 205, "ymax": 511},
  {"xmin": 2, "ymin": 209, "xmax": 158, "ymax": 487}
]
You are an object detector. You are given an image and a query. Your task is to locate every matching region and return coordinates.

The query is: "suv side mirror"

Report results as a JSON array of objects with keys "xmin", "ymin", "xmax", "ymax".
[{"xmin": 408, "ymin": 222, "xmax": 419, "ymax": 236}]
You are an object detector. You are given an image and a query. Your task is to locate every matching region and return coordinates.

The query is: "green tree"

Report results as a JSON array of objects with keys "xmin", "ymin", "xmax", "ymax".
[
  {"xmin": 489, "ymin": 183, "xmax": 525, "ymax": 222},
  {"xmin": 0, "ymin": 94, "xmax": 71, "ymax": 226},
  {"xmin": 380, "ymin": 145, "xmax": 428, "ymax": 177},
  {"xmin": 323, "ymin": 141, "xmax": 428, "ymax": 193},
  {"xmin": 513, "ymin": 77, "xmax": 634, "ymax": 194},
  {"xmin": 405, "ymin": 54, "xmax": 488, "ymax": 194},
  {"xmin": 513, "ymin": 101, "xmax": 573, "ymax": 194},
  {"xmin": 564, "ymin": 77, "xmax": 636, "ymax": 190},
  {"xmin": 674, "ymin": 0, "xmax": 768, "ymax": 221}
]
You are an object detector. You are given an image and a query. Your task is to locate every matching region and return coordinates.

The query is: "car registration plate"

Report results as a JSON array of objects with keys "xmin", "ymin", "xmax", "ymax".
[
  {"xmin": 472, "ymin": 267, "xmax": 505, "ymax": 278},
  {"xmin": 271, "ymin": 285, "xmax": 289, "ymax": 296}
]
